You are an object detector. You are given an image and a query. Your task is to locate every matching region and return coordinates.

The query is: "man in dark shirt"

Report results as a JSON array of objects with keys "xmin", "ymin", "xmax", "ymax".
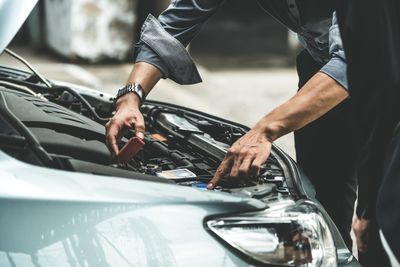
[
  {"xmin": 106, "ymin": 0, "xmax": 357, "ymax": 249},
  {"xmin": 336, "ymin": 0, "xmax": 400, "ymax": 265}
]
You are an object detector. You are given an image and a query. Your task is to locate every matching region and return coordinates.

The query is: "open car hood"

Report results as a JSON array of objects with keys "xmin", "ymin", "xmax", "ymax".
[{"xmin": 0, "ymin": 0, "xmax": 37, "ymax": 54}]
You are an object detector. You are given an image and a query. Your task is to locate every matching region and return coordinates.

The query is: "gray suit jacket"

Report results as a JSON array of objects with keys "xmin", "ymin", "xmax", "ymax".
[{"xmin": 134, "ymin": 0, "xmax": 347, "ymax": 90}]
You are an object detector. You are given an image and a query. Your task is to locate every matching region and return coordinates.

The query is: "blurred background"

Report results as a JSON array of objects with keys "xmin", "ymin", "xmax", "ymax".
[{"xmin": 0, "ymin": 0, "xmax": 300, "ymax": 158}]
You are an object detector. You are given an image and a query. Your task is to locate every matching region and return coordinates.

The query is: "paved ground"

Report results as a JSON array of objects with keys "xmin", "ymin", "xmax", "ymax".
[{"xmin": 0, "ymin": 45, "xmax": 298, "ymax": 158}]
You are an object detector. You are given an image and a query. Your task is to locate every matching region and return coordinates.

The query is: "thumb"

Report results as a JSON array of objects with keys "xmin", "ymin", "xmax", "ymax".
[{"xmin": 136, "ymin": 131, "xmax": 144, "ymax": 139}]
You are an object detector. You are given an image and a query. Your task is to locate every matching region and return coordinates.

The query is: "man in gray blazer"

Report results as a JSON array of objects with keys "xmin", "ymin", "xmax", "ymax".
[{"xmin": 106, "ymin": 0, "xmax": 356, "ymax": 249}]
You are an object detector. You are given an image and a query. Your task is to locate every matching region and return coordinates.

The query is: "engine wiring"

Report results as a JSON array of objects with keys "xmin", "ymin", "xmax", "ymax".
[
  {"xmin": 56, "ymin": 85, "xmax": 110, "ymax": 123},
  {"xmin": 1, "ymin": 50, "xmax": 110, "ymax": 123},
  {"xmin": 0, "ymin": 76, "xmax": 110, "ymax": 124},
  {"xmin": 0, "ymin": 80, "xmax": 37, "ymax": 96},
  {"xmin": 4, "ymin": 49, "xmax": 52, "ymax": 88}
]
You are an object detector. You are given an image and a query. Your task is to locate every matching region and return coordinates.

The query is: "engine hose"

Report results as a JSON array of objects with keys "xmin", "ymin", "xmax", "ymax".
[{"xmin": 0, "ymin": 77, "xmax": 109, "ymax": 124}]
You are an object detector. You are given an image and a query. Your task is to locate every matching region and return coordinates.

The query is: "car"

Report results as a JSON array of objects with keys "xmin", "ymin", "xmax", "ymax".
[{"xmin": 0, "ymin": 1, "xmax": 360, "ymax": 266}]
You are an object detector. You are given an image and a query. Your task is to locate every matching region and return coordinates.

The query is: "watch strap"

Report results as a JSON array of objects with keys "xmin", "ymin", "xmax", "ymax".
[{"xmin": 116, "ymin": 83, "xmax": 146, "ymax": 105}]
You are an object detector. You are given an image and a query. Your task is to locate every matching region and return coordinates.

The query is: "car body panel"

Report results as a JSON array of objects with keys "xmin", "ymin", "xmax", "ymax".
[
  {"xmin": 0, "ymin": 0, "xmax": 38, "ymax": 54},
  {"xmin": 0, "ymin": 200, "xmax": 249, "ymax": 267},
  {"xmin": 0, "ymin": 151, "xmax": 265, "ymax": 267},
  {"xmin": 0, "ymin": 151, "xmax": 266, "ymax": 208}
]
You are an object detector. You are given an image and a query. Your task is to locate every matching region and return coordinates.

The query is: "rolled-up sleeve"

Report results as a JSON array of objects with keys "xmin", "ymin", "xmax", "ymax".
[
  {"xmin": 320, "ymin": 12, "xmax": 349, "ymax": 91},
  {"xmin": 133, "ymin": 0, "xmax": 224, "ymax": 85}
]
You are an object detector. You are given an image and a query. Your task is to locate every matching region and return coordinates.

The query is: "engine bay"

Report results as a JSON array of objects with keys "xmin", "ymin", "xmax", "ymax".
[{"xmin": 0, "ymin": 67, "xmax": 295, "ymax": 199}]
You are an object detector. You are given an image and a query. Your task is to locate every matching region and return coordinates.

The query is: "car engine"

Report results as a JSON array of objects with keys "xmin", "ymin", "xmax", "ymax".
[{"xmin": 0, "ymin": 67, "xmax": 299, "ymax": 200}]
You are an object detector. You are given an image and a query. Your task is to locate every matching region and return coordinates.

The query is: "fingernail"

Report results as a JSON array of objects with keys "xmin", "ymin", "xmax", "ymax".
[{"xmin": 207, "ymin": 183, "xmax": 213, "ymax": 190}]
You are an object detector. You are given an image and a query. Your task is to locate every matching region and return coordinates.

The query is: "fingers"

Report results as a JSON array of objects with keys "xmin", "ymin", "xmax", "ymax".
[
  {"xmin": 231, "ymin": 147, "xmax": 269, "ymax": 178},
  {"xmin": 132, "ymin": 116, "xmax": 145, "ymax": 139},
  {"xmin": 105, "ymin": 119, "xmax": 121, "ymax": 158},
  {"xmin": 225, "ymin": 146, "xmax": 248, "ymax": 178},
  {"xmin": 229, "ymin": 154, "xmax": 244, "ymax": 178},
  {"xmin": 208, "ymin": 156, "xmax": 233, "ymax": 189},
  {"xmin": 249, "ymin": 156, "xmax": 265, "ymax": 177},
  {"xmin": 105, "ymin": 109, "xmax": 146, "ymax": 157},
  {"xmin": 237, "ymin": 156, "xmax": 255, "ymax": 178},
  {"xmin": 208, "ymin": 136, "xmax": 272, "ymax": 189}
]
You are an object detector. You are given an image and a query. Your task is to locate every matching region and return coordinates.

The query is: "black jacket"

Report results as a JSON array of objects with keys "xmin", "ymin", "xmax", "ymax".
[{"xmin": 336, "ymin": 0, "xmax": 400, "ymax": 260}]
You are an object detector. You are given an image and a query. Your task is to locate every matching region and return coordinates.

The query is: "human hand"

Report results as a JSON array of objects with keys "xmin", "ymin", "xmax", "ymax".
[
  {"xmin": 207, "ymin": 128, "xmax": 272, "ymax": 189},
  {"xmin": 353, "ymin": 217, "xmax": 370, "ymax": 252},
  {"xmin": 105, "ymin": 93, "xmax": 145, "ymax": 158}
]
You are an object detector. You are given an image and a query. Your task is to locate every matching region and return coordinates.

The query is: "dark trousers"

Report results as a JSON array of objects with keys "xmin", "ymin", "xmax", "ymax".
[
  {"xmin": 294, "ymin": 50, "xmax": 358, "ymax": 249},
  {"xmin": 377, "ymin": 125, "xmax": 400, "ymax": 262}
]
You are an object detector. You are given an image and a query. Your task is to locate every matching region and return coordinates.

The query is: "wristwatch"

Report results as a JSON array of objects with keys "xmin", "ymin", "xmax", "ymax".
[{"xmin": 115, "ymin": 83, "xmax": 146, "ymax": 105}]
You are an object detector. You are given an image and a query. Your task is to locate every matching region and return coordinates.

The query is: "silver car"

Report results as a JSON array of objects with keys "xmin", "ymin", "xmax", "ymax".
[{"xmin": 0, "ymin": 1, "xmax": 360, "ymax": 266}]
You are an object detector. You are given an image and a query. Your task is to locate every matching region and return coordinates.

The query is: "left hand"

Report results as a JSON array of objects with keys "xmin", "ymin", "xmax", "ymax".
[{"xmin": 207, "ymin": 128, "xmax": 272, "ymax": 189}]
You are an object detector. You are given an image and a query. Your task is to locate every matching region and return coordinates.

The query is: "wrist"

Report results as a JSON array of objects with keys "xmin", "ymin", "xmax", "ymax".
[
  {"xmin": 116, "ymin": 93, "xmax": 141, "ymax": 110},
  {"xmin": 115, "ymin": 82, "xmax": 146, "ymax": 109},
  {"xmin": 116, "ymin": 82, "xmax": 145, "ymax": 103},
  {"xmin": 254, "ymin": 120, "xmax": 286, "ymax": 143}
]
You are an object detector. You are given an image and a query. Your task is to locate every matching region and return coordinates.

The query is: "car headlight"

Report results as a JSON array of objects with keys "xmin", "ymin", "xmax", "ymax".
[{"xmin": 207, "ymin": 200, "xmax": 337, "ymax": 267}]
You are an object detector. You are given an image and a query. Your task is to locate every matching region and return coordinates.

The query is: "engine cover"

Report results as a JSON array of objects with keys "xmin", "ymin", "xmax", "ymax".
[{"xmin": 0, "ymin": 89, "xmax": 111, "ymax": 164}]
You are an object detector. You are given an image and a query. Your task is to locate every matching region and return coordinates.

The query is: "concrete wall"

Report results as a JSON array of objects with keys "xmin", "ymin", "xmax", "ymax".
[
  {"xmin": 44, "ymin": 0, "xmax": 137, "ymax": 62},
  {"xmin": 188, "ymin": 0, "xmax": 295, "ymax": 68}
]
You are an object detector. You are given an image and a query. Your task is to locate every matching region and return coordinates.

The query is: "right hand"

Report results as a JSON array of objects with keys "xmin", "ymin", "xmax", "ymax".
[
  {"xmin": 105, "ymin": 93, "xmax": 145, "ymax": 158},
  {"xmin": 208, "ymin": 126, "xmax": 273, "ymax": 189},
  {"xmin": 352, "ymin": 217, "xmax": 370, "ymax": 252}
]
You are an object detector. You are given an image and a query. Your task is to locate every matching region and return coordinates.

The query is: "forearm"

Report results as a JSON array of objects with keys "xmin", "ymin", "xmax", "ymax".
[
  {"xmin": 127, "ymin": 62, "xmax": 163, "ymax": 95},
  {"xmin": 255, "ymin": 72, "xmax": 349, "ymax": 141},
  {"xmin": 115, "ymin": 62, "xmax": 163, "ymax": 109}
]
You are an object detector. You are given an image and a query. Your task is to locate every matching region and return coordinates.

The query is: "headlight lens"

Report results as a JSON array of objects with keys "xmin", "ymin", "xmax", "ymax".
[{"xmin": 207, "ymin": 200, "xmax": 337, "ymax": 267}]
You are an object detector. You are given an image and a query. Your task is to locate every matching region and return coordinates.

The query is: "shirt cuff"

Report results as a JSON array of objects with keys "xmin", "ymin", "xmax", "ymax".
[
  {"xmin": 133, "ymin": 14, "xmax": 202, "ymax": 85},
  {"xmin": 134, "ymin": 42, "xmax": 169, "ymax": 79},
  {"xmin": 319, "ymin": 51, "xmax": 349, "ymax": 91}
]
